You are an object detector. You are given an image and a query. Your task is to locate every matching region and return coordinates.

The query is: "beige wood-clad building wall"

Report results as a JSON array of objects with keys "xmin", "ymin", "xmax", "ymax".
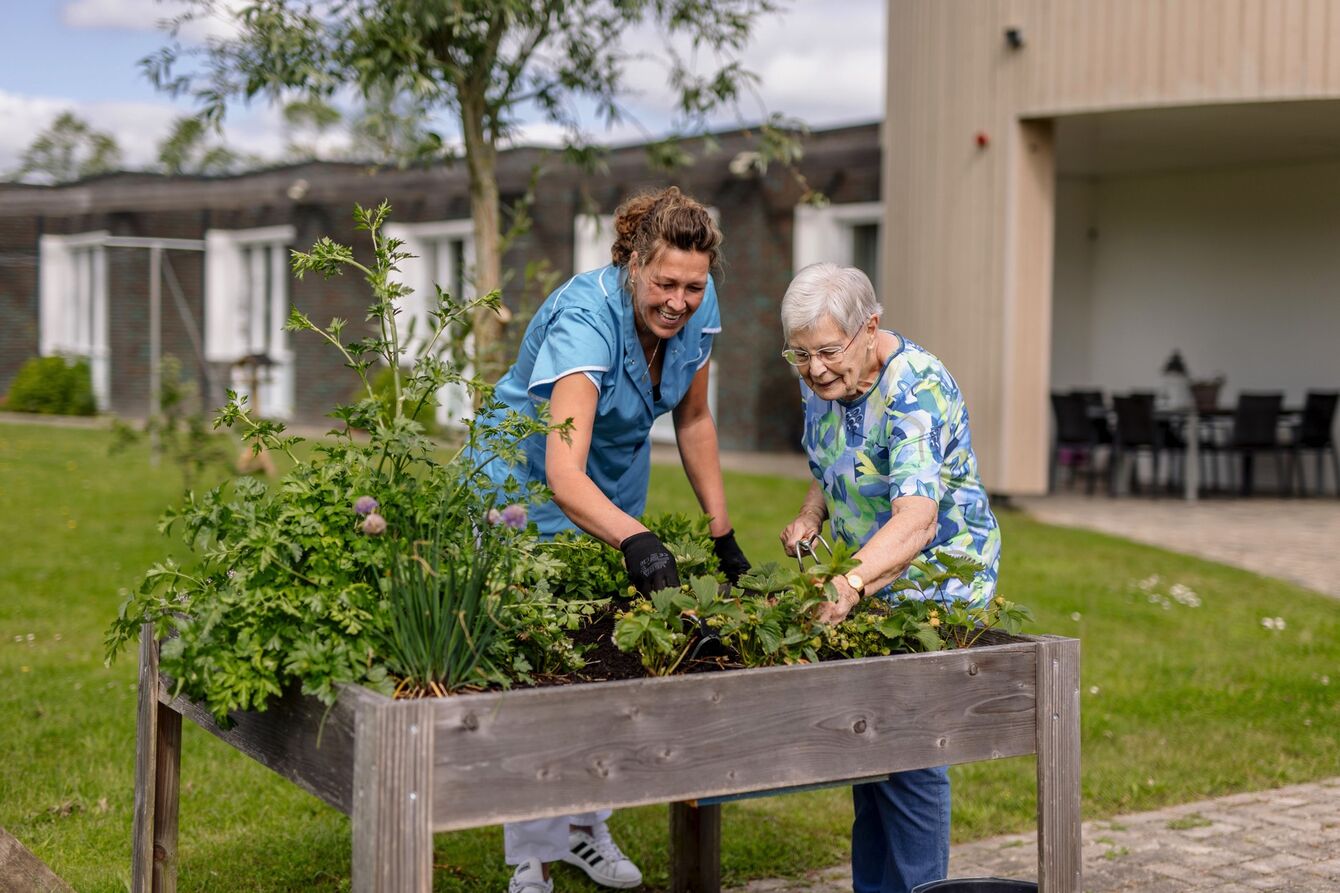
[{"xmin": 884, "ymin": 0, "xmax": 1340, "ymax": 495}]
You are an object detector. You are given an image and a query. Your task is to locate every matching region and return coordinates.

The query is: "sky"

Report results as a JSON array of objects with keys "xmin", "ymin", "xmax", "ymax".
[{"xmin": 0, "ymin": 0, "xmax": 886, "ymax": 175}]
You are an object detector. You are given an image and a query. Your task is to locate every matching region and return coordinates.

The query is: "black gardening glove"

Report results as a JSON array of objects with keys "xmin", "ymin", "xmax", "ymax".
[
  {"xmin": 620, "ymin": 531, "xmax": 681, "ymax": 597},
  {"xmin": 711, "ymin": 528, "xmax": 752, "ymax": 585}
]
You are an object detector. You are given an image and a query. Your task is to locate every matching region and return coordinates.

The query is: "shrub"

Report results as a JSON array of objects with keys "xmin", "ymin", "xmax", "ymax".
[{"xmin": 6, "ymin": 355, "xmax": 96, "ymax": 415}]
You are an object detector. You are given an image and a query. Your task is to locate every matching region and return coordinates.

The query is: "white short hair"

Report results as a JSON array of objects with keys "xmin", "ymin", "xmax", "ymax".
[{"xmin": 780, "ymin": 262, "xmax": 881, "ymax": 341}]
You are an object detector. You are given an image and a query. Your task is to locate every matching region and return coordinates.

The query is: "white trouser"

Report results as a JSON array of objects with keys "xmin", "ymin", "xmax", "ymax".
[{"xmin": 503, "ymin": 810, "xmax": 613, "ymax": 865}]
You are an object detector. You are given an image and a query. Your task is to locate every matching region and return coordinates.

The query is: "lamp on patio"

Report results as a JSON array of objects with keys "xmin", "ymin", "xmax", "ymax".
[{"xmin": 1157, "ymin": 350, "xmax": 1193, "ymax": 412}]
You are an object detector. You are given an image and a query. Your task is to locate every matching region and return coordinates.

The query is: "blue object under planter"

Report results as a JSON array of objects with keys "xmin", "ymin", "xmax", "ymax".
[{"xmin": 911, "ymin": 879, "xmax": 1037, "ymax": 893}]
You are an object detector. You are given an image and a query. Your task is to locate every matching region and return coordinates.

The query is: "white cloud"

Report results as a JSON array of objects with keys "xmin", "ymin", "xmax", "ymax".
[
  {"xmin": 62, "ymin": 0, "xmax": 240, "ymax": 42},
  {"xmin": 0, "ymin": 89, "xmax": 309, "ymax": 174},
  {"xmin": 585, "ymin": 0, "xmax": 884, "ymax": 132}
]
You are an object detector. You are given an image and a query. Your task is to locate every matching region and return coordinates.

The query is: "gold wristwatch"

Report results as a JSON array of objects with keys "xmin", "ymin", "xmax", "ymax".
[{"xmin": 843, "ymin": 571, "xmax": 866, "ymax": 598}]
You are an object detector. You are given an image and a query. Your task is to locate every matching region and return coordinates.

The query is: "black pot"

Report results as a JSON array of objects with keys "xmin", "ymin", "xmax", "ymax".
[{"xmin": 911, "ymin": 879, "xmax": 1037, "ymax": 893}]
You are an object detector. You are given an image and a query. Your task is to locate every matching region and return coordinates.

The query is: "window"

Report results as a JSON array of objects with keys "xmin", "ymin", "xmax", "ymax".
[
  {"xmin": 793, "ymin": 201, "xmax": 884, "ymax": 289},
  {"xmin": 205, "ymin": 226, "xmax": 296, "ymax": 420},
  {"xmin": 39, "ymin": 231, "xmax": 111, "ymax": 409},
  {"xmin": 571, "ymin": 212, "xmax": 719, "ymax": 445},
  {"xmin": 383, "ymin": 219, "xmax": 475, "ymax": 425}
]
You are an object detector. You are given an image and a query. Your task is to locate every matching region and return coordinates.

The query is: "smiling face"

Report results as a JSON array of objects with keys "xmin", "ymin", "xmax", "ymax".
[
  {"xmin": 629, "ymin": 247, "xmax": 710, "ymax": 341},
  {"xmin": 787, "ymin": 313, "xmax": 880, "ymax": 401}
]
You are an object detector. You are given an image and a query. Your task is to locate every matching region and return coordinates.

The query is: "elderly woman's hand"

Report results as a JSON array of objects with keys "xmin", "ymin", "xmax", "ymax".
[
  {"xmin": 814, "ymin": 574, "xmax": 862, "ymax": 625},
  {"xmin": 780, "ymin": 508, "xmax": 824, "ymax": 557}
]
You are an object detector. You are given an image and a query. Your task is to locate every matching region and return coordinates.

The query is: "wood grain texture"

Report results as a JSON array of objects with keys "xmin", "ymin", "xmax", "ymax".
[
  {"xmin": 131, "ymin": 625, "xmax": 160, "ymax": 893},
  {"xmin": 427, "ymin": 642, "xmax": 1038, "ymax": 830},
  {"xmin": 161, "ymin": 680, "xmax": 366, "ymax": 815},
  {"xmin": 151, "ymin": 708, "xmax": 182, "ymax": 893},
  {"xmin": 351, "ymin": 699, "xmax": 434, "ymax": 893},
  {"xmin": 0, "ymin": 827, "xmax": 74, "ymax": 893},
  {"xmin": 1035, "ymin": 636, "xmax": 1083, "ymax": 893}
]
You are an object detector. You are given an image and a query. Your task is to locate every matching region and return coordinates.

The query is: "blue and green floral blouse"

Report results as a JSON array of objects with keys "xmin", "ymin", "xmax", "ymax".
[{"xmin": 800, "ymin": 332, "xmax": 1000, "ymax": 602}]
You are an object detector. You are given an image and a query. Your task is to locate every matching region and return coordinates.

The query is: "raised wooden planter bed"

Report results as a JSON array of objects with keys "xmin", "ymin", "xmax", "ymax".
[{"xmin": 132, "ymin": 626, "xmax": 1081, "ymax": 893}]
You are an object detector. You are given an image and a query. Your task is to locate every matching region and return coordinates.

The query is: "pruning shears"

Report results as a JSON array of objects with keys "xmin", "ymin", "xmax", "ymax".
[{"xmin": 795, "ymin": 533, "xmax": 833, "ymax": 572}]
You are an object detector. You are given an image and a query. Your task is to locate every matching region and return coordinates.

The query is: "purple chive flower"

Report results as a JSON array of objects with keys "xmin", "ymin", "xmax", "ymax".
[
  {"xmin": 486, "ymin": 508, "xmax": 504, "ymax": 526},
  {"xmin": 501, "ymin": 503, "xmax": 528, "ymax": 530},
  {"xmin": 361, "ymin": 512, "xmax": 387, "ymax": 536},
  {"xmin": 353, "ymin": 495, "xmax": 379, "ymax": 516}
]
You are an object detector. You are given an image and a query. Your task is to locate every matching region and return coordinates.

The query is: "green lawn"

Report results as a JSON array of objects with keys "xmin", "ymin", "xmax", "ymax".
[{"xmin": 2, "ymin": 420, "xmax": 1337, "ymax": 891}]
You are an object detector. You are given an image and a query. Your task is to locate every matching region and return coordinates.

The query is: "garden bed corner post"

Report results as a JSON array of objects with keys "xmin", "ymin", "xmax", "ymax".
[
  {"xmin": 1035, "ymin": 636, "xmax": 1081, "ymax": 893},
  {"xmin": 132, "ymin": 624, "xmax": 182, "ymax": 893},
  {"xmin": 351, "ymin": 697, "xmax": 435, "ymax": 893}
]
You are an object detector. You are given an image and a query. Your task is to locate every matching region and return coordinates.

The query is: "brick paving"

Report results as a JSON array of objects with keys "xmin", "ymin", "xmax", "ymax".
[{"xmin": 728, "ymin": 777, "xmax": 1340, "ymax": 892}]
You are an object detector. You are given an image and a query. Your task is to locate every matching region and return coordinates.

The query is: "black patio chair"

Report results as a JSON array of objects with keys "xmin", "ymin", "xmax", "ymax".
[
  {"xmin": 1111, "ymin": 393, "xmax": 1180, "ymax": 495},
  {"xmin": 1288, "ymin": 391, "xmax": 1339, "ymax": 497},
  {"xmin": 1071, "ymin": 389, "xmax": 1114, "ymax": 447},
  {"xmin": 1050, "ymin": 392, "xmax": 1107, "ymax": 494},
  {"xmin": 1224, "ymin": 392, "xmax": 1287, "ymax": 496}
]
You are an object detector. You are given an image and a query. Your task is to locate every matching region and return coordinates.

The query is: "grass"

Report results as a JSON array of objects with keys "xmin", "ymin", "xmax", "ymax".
[{"xmin": 1, "ymin": 419, "xmax": 1338, "ymax": 891}]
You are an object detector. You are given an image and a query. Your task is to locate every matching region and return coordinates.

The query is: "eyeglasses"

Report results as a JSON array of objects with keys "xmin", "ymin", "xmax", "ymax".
[{"xmin": 781, "ymin": 327, "xmax": 863, "ymax": 367}]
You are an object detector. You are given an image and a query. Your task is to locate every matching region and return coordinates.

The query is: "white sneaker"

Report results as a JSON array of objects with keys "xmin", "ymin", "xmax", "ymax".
[
  {"xmin": 563, "ymin": 823, "xmax": 643, "ymax": 888},
  {"xmin": 509, "ymin": 858, "xmax": 553, "ymax": 893}
]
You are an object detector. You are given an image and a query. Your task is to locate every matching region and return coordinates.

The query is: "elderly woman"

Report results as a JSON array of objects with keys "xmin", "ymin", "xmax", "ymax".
[
  {"xmin": 778, "ymin": 262, "xmax": 1000, "ymax": 893},
  {"xmin": 473, "ymin": 186, "xmax": 751, "ymax": 893}
]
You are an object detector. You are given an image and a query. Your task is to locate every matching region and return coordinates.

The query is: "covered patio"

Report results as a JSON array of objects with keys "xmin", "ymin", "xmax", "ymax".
[{"xmin": 1047, "ymin": 99, "xmax": 1340, "ymax": 498}]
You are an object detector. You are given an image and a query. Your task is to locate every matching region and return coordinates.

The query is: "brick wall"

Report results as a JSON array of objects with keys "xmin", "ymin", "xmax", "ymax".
[
  {"xmin": 0, "ymin": 124, "xmax": 881, "ymax": 450},
  {"xmin": 0, "ymin": 211, "xmax": 39, "ymax": 397}
]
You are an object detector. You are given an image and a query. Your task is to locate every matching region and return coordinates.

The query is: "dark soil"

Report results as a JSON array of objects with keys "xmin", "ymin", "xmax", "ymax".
[{"xmin": 527, "ymin": 609, "xmax": 736, "ymax": 687}]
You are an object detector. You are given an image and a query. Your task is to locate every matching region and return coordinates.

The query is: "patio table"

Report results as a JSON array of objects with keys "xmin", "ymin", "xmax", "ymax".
[{"xmin": 1159, "ymin": 406, "xmax": 1303, "ymax": 500}]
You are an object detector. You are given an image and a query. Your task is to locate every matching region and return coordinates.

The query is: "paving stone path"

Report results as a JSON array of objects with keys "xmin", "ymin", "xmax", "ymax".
[{"xmin": 728, "ymin": 777, "xmax": 1340, "ymax": 892}]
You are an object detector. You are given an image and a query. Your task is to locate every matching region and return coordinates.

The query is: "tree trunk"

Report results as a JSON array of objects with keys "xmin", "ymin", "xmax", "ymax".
[{"xmin": 460, "ymin": 94, "xmax": 509, "ymax": 391}]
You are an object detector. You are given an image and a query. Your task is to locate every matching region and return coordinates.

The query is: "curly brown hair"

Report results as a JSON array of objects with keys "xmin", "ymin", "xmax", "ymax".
[{"xmin": 609, "ymin": 186, "xmax": 722, "ymax": 272}]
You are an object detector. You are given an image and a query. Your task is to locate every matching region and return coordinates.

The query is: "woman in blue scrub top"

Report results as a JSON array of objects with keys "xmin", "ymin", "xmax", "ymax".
[{"xmin": 481, "ymin": 187, "xmax": 752, "ymax": 893}]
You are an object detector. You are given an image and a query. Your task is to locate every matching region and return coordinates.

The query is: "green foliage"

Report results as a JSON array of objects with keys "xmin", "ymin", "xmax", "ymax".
[
  {"xmin": 5, "ymin": 355, "xmax": 96, "ymax": 416},
  {"xmin": 366, "ymin": 363, "xmax": 439, "ymax": 435},
  {"xmin": 615, "ymin": 530, "xmax": 1027, "ymax": 673},
  {"xmin": 105, "ymin": 203, "xmax": 560, "ymax": 722},
  {"xmin": 110, "ymin": 355, "xmax": 231, "ymax": 492},
  {"xmin": 377, "ymin": 500, "xmax": 512, "ymax": 695},
  {"xmin": 156, "ymin": 115, "xmax": 252, "ymax": 175},
  {"xmin": 13, "ymin": 111, "xmax": 121, "ymax": 184}
]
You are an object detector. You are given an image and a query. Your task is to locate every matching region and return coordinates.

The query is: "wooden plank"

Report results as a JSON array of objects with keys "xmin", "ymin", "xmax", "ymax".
[
  {"xmin": 0, "ymin": 826, "xmax": 74, "ymax": 893},
  {"xmin": 151, "ymin": 707, "xmax": 182, "ymax": 893},
  {"xmin": 428, "ymin": 642, "xmax": 1039, "ymax": 830},
  {"xmin": 1035, "ymin": 636, "xmax": 1082, "ymax": 893},
  {"xmin": 131, "ymin": 625, "xmax": 160, "ymax": 893},
  {"xmin": 669, "ymin": 802, "xmax": 721, "ymax": 893},
  {"xmin": 351, "ymin": 699, "xmax": 434, "ymax": 893},
  {"xmin": 163, "ymin": 678, "xmax": 364, "ymax": 815}
]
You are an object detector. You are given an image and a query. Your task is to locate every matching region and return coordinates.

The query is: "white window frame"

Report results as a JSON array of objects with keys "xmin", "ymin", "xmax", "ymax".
[
  {"xmin": 383, "ymin": 219, "xmax": 476, "ymax": 426},
  {"xmin": 572, "ymin": 213, "xmax": 720, "ymax": 445},
  {"xmin": 205, "ymin": 225, "xmax": 297, "ymax": 420},
  {"xmin": 39, "ymin": 231, "xmax": 112, "ymax": 410},
  {"xmin": 793, "ymin": 201, "xmax": 884, "ymax": 291}
]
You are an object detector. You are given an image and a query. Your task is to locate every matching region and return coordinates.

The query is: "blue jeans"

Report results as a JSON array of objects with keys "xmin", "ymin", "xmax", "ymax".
[{"xmin": 851, "ymin": 767, "xmax": 951, "ymax": 893}]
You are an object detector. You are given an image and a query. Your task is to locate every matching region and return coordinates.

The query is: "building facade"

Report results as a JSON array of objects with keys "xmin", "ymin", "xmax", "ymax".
[
  {"xmin": 885, "ymin": 0, "xmax": 1340, "ymax": 494},
  {"xmin": 1, "ymin": 123, "xmax": 881, "ymax": 453}
]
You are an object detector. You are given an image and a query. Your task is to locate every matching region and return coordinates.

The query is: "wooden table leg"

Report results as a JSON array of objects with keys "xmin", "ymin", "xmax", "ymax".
[
  {"xmin": 670, "ymin": 801, "xmax": 721, "ymax": 893},
  {"xmin": 351, "ymin": 700, "xmax": 434, "ymax": 892},
  {"xmin": 133, "ymin": 625, "xmax": 181, "ymax": 893},
  {"xmin": 1035, "ymin": 637, "xmax": 1082, "ymax": 893}
]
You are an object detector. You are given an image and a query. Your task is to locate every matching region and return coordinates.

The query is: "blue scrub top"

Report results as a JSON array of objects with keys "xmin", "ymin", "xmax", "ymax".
[{"xmin": 474, "ymin": 264, "xmax": 720, "ymax": 537}]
